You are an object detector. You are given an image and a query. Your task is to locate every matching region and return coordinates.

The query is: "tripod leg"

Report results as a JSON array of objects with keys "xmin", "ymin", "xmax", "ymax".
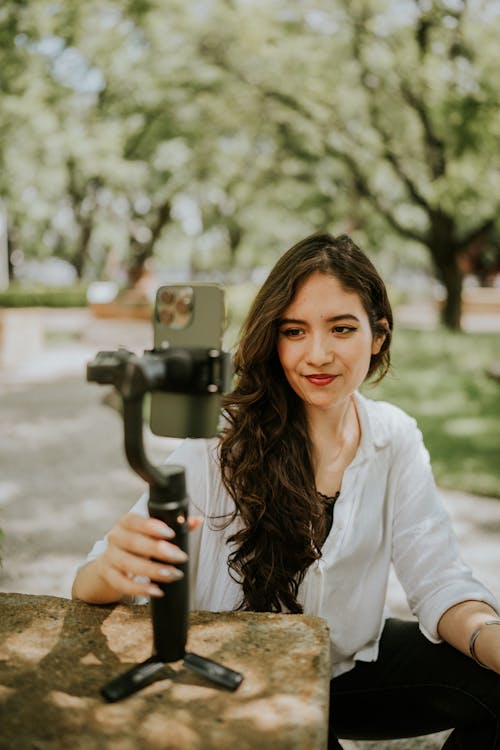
[
  {"xmin": 101, "ymin": 656, "xmax": 171, "ymax": 702},
  {"xmin": 183, "ymin": 652, "xmax": 243, "ymax": 691}
]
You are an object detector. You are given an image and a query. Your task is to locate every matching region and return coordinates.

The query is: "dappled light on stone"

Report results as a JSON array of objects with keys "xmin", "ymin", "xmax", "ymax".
[{"xmin": 0, "ymin": 594, "xmax": 330, "ymax": 749}]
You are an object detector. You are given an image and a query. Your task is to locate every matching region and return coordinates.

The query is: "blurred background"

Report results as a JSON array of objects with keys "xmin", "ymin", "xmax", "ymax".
[
  {"xmin": 1, "ymin": 1, "xmax": 500, "ymax": 317},
  {"xmin": 0, "ymin": 0, "xmax": 499, "ymax": 600}
]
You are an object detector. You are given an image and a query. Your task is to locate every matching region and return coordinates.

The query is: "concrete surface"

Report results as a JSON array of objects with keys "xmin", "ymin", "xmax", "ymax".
[
  {"xmin": 0, "ymin": 593, "xmax": 331, "ymax": 750},
  {"xmin": 0, "ymin": 308, "xmax": 499, "ymax": 750}
]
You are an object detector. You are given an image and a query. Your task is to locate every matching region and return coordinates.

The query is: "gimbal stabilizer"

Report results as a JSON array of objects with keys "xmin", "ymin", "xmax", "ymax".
[{"xmin": 87, "ymin": 346, "xmax": 243, "ymax": 701}]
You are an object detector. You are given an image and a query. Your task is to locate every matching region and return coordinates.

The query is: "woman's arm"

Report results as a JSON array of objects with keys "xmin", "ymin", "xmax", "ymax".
[
  {"xmin": 389, "ymin": 411, "xmax": 498, "ymax": 642},
  {"xmin": 438, "ymin": 600, "xmax": 500, "ymax": 674},
  {"xmin": 72, "ymin": 512, "xmax": 198, "ymax": 604}
]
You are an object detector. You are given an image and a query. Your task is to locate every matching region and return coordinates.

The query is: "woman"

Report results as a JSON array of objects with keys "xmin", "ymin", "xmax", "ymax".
[{"xmin": 73, "ymin": 232, "xmax": 500, "ymax": 748}]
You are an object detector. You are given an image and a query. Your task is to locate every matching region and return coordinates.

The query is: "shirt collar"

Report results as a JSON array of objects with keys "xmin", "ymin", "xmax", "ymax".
[{"xmin": 353, "ymin": 391, "xmax": 392, "ymax": 458}]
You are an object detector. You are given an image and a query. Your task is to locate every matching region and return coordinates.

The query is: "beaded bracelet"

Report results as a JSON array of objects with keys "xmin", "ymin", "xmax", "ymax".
[{"xmin": 469, "ymin": 620, "xmax": 500, "ymax": 669}]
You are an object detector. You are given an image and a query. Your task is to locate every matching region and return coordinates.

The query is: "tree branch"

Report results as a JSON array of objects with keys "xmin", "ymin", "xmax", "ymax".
[
  {"xmin": 199, "ymin": 34, "xmax": 427, "ymax": 244},
  {"xmin": 400, "ymin": 82, "xmax": 446, "ymax": 179},
  {"xmin": 150, "ymin": 198, "xmax": 171, "ymax": 245},
  {"xmin": 382, "ymin": 148, "xmax": 430, "ymax": 210},
  {"xmin": 325, "ymin": 142, "xmax": 426, "ymax": 244},
  {"xmin": 402, "ymin": 2, "xmax": 465, "ymax": 180},
  {"xmin": 123, "ymin": 108, "xmax": 165, "ymax": 160},
  {"xmin": 347, "ymin": 12, "xmax": 431, "ymax": 213}
]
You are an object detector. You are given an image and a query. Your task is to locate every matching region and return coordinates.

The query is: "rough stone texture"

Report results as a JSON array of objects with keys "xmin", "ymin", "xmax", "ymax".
[{"xmin": 0, "ymin": 593, "xmax": 331, "ymax": 750}]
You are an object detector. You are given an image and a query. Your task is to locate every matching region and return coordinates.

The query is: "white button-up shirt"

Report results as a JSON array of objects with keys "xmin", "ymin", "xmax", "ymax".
[{"xmin": 85, "ymin": 393, "xmax": 498, "ymax": 677}]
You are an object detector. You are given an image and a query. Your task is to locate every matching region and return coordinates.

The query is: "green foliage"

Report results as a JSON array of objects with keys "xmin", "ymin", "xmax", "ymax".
[
  {"xmin": 363, "ymin": 327, "xmax": 500, "ymax": 498},
  {"xmin": 0, "ymin": 284, "xmax": 88, "ymax": 307},
  {"xmin": 0, "ymin": 0, "xmax": 499, "ymax": 322}
]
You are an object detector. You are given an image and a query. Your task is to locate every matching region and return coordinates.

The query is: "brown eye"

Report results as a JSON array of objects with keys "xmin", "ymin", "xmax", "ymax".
[
  {"xmin": 281, "ymin": 328, "xmax": 303, "ymax": 338},
  {"xmin": 333, "ymin": 326, "xmax": 355, "ymax": 335}
]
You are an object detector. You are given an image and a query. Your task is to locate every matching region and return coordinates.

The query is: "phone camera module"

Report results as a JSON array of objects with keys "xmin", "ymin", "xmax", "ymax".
[{"xmin": 157, "ymin": 286, "xmax": 194, "ymax": 329}]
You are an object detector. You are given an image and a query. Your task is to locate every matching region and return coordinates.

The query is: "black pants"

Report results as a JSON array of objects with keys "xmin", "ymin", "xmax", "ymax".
[{"xmin": 329, "ymin": 619, "xmax": 500, "ymax": 749}]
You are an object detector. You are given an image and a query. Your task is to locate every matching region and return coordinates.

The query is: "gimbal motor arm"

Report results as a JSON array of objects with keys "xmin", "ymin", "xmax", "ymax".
[{"xmin": 87, "ymin": 346, "xmax": 229, "ymax": 487}]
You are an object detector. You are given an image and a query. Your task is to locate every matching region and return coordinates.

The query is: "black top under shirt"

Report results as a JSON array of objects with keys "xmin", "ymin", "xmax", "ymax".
[{"xmin": 318, "ymin": 490, "xmax": 340, "ymax": 547}]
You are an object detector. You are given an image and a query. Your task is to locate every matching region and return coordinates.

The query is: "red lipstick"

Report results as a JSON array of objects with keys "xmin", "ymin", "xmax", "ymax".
[{"xmin": 305, "ymin": 374, "xmax": 336, "ymax": 386}]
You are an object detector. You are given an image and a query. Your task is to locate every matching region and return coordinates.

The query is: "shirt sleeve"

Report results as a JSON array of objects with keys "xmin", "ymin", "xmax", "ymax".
[{"xmin": 390, "ymin": 415, "xmax": 498, "ymax": 642}]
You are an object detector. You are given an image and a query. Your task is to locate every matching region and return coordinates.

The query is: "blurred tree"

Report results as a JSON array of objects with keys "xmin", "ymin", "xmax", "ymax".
[
  {"xmin": 0, "ymin": 1, "xmax": 121, "ymax": 279},
  {"xmin": 0, "ymin": 0, "xmax": 33, "ymax": 277},
  {"xmin": 334, "ymin": 0, "xmax": 500, "ymax": 329},
  {"xmin": 229, "ymin": 0, "xmax": 500, "ymax": 328},
  {"xmin": 0, "ymin": 0, "xmax": 498, "ymax": 328}
]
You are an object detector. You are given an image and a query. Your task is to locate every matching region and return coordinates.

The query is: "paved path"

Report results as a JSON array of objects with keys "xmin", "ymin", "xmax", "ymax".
[
  {"xmin": 0, "ymin": 309, "xmax": 499, "ymax": 750},
  {"xmin": 0, "ymin": 312, "xmax": 171, "ymax": 598}
]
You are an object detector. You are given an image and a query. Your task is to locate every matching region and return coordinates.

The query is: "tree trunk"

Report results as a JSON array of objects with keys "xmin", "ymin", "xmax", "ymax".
[
  {"xmin": 433, "ymin": 254, "xmax": 463, "ymax": 330},
  {"xmin": 227, "ymin": 218, "xmax": 242, "ymax": 264},
  {"xmin": 428, "ymin": 212, "xmax": 462, "ymax": 330},
  {"xmin": 126, "ymin": 201, "xmax": 172, "ymax": 287},
  {"xmin": 7, "ymin": 229, "xmax": 15, "ymax": 281},
  {"xmin": 127, "ymin": 243, "xmax": 152, "ymax": 287},
  {"xmin": 72, "ymin": 214, "xmax": 93, "ymax": 280}
]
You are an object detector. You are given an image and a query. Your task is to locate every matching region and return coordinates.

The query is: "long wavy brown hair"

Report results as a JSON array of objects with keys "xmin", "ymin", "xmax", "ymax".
[{"xmin": 218, "ymin": 233, "xmax": 393, "ymax": 613}]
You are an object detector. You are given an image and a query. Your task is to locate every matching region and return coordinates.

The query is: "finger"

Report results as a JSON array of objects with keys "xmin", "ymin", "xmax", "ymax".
[
  {"xmin": 119, "ymin": 513, "xmax": 176, "ymax": 540},
  {"xmin": 104, "ymin": 566, "xmax": 165, "ymax": 599},
  {"xmin": 121, "ymin": 512, "xmax": 202, "ymax": 537},
  {"xmin": 106, "ymin": 542, "xmax": 186, "ymax": 580},
  {"xmin": 111, "ymin": 528, "xmax": 189, "ymax": 565},
  {"xmin": 188, "ymin": 516, "xmax": 203, "ymax": 532}
]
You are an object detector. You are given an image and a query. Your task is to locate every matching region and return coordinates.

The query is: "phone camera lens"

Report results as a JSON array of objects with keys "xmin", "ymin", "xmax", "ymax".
[
  {"xmin": 175, "ymin": 299, "xmax": 192, "ymax": 316},
  {"xmin": 160, "ymin": 290, "xmax": 175, "ymax": 305},
  {"xmin": 159, "ymin": 309, "xmax": 174, "ymax": 324}
]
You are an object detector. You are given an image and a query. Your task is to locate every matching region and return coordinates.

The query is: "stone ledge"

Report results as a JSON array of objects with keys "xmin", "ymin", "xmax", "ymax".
[{"xmin": 0, "ymin": 593, "xmax": 330, "ymax": 750}]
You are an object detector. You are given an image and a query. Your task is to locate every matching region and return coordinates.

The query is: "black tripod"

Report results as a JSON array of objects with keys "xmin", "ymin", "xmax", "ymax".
[{"xmin": 87, "ymin": 347, "xmax": 243, "ymax": 701}]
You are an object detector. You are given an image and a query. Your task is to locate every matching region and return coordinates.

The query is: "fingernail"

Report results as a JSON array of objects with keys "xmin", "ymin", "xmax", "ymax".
[
  {"xmin": 147, "ymin": 585, "xmax": 164, "ymax": 597},
  {"xmin": 159, "ymin": 568, "xmax": 184, "ymax": 581},
  {"xmin": 154, "ymin": 523, "xmax": 175, "ymax": 539},
  {"xmin": 168, "ymin": 548, "xmax": 188, "ymax": 563}
]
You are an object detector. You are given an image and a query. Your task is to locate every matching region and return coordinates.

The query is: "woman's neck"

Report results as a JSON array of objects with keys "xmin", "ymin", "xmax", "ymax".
[
  {"xmin": 307, "ymin": 396, "xmax": 361, "ymax": 496},
  {"xmin": 306, "ymin": 395, "xmax": 356, "ymax": 445}
]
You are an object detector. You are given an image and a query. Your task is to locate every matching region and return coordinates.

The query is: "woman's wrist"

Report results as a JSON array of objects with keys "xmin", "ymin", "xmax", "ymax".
[{"xmin": 469, "ymin": 619, "xmax": 500, "ymax": 673}]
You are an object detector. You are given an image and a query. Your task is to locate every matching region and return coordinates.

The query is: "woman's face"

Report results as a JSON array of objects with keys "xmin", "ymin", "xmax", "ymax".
[{"xmin": 276, "ymin": 272, "xmax": 386, "ymax": 415}]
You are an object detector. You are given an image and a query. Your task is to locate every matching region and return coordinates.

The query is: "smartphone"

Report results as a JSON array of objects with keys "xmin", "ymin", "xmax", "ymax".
[{"xmin": 149, "ymin": 283, "xmax": 228, "ymax": 438}]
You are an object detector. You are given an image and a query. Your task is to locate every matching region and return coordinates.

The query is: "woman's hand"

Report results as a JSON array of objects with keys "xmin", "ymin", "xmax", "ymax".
[{"xmin": 72, "ymin": 512, "xmax": 202, "ymax": 604}]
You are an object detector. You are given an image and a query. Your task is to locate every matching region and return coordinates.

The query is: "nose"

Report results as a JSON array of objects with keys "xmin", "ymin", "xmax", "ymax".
[{"xmin": 306, "ymin": 333, "xmax": 334, "ymax": 367}]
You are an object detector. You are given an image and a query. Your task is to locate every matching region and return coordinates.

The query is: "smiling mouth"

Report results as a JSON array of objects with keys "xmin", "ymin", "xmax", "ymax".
[{"xmin": 304, "ymin": 374, "xmax": 338, "ymax": 386}]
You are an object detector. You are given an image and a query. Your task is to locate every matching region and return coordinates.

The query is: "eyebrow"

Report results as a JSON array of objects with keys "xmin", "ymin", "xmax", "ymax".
[{"xmin": 278, "ymin": 314, "xmax": 360, "ymax": 325}]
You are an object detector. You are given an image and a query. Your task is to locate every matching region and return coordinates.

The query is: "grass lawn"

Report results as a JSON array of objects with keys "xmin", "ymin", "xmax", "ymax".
[{"xmin": 361, "ymin": 327, "xmax": 500, "ymax": 499}]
